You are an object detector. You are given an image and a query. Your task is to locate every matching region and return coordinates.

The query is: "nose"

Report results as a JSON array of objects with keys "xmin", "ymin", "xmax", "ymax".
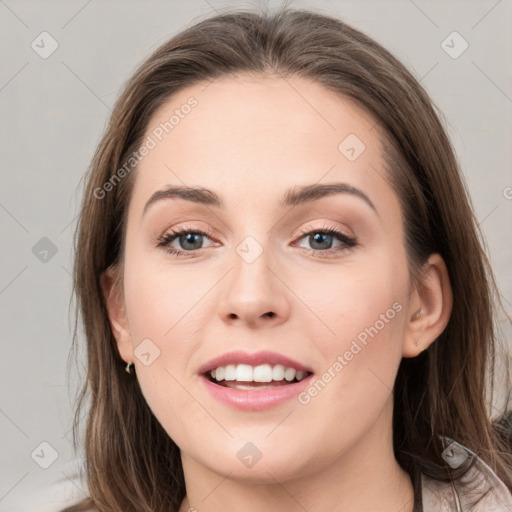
[{"xmin": 218, "ymin": 243, "xmax": 291, "ymax": 328}]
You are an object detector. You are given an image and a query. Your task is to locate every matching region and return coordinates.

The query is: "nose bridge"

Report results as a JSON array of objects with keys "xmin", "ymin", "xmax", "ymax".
[{"xmin": 219, "ymin": 229, "xmax": 289, "ymax": 324}]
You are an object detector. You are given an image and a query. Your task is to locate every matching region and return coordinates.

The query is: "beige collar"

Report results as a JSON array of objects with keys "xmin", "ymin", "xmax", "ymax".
[{"xmin": 421, "ymin": 439, "xmax": 512, "ymax": 511}]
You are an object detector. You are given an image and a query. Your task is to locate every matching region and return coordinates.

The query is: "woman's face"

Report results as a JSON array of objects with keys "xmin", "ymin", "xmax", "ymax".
[{"xmin": 109, "ymin": 74, "xmax": 417, "ymax": 483}]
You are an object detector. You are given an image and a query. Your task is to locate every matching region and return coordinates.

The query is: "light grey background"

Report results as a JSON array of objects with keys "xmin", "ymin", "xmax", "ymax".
[{"xmin": 1, "ymin": 0, "xmax": 511, "ymax": 510}]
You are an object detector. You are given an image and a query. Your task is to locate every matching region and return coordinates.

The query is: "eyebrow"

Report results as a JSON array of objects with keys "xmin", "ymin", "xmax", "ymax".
[{"xmin": 142, "ymin": 182, "xmax": 378, "ymax": 216}]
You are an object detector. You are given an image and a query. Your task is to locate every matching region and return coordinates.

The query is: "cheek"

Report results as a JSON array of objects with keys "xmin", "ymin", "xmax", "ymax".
[
  {"xmin": 122, "ymin": 245, "xmax": 208, "ymax": 351},
  {"xmin": 297, "ymin": 248, "xmax": 409, "ymax": 414},
  {"xmin": 121, "ymin": 251, "xmax": 209, "ymax": 436},
  {"xmin": 303, "ymin": 246, "xmax": 408, "ymax": 360}
]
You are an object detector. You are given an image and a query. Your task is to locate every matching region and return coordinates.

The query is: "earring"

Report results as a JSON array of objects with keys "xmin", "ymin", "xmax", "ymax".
[{"xmin": 125, "ymin": 362, "xmax": 134, "ymax": 374}]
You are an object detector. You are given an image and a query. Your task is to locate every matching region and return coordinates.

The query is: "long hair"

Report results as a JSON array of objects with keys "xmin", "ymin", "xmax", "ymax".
[{"xmin": 62, "ymin": 6, "xmax": 512, "ymax": 511}]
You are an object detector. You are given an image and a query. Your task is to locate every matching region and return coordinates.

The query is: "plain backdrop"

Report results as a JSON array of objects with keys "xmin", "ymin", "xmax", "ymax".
[{"xmin": 1, "ymin": 0, "xmax": 511, "ymax": 510}]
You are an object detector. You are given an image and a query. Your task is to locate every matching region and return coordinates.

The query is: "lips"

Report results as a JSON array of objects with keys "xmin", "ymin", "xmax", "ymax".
[{"xmin": 197, "ymin": 350, "xmax": 314, "ymax": 410}]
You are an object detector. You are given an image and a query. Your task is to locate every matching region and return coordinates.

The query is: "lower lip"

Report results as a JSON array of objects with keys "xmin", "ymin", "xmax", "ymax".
[{"xmin": 199, "ymin": 374, "xmax": 314, "ymax": 411}]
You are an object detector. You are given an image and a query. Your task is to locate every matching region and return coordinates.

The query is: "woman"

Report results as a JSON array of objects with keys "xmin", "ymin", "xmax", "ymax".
[{"xmin": 63, "ymin": 6, "xmax": 512, "ymax": 511}]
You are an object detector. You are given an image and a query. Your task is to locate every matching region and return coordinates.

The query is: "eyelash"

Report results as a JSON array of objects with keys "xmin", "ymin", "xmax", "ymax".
[{"xmin": 156, "ymin": 224, "xmax": 358, "ymax": 258}]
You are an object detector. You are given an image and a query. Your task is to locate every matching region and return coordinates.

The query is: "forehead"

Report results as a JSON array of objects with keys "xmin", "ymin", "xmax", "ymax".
[{"xmin": 128, "ymin": 73, "xmax": 394, "ymax": 218}]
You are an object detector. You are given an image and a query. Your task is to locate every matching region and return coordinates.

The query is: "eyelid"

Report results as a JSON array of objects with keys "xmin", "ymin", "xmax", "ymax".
[
  {"xmin": 295, "ymin": 221, "xmax": 354, "ymax": 240},
  {"xmin": 156, "ymin": 224, "xmax": 217, "ymax": 247}
]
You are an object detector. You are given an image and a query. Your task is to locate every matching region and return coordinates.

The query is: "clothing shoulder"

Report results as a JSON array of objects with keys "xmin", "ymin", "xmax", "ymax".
[{"xmin": 422, "ymin": 438, "xmax": 512, "ymax": 511}]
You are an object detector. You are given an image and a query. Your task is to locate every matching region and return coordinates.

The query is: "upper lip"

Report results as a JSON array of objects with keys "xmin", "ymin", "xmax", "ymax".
[{"xmin": 198, "ymin": 350, "xmax": 313, "ymax": 375}]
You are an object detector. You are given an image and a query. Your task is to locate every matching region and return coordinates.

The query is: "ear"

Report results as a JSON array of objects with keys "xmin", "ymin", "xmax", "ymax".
[
  {"xmin": 100, "ymin": 265, "xmax": 133, "ymax": 364},
  {"xmin": 402, "ymin": 253, "xmax": 453, "ymax": 358}
]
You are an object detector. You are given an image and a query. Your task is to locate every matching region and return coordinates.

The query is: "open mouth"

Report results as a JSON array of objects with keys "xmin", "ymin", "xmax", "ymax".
[{"xmin": 204, "ymin": 363, "xmax": 313, "ymax": 390}]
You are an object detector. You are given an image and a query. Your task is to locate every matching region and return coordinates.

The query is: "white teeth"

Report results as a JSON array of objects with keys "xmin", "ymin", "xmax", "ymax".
[
  {"xmin": 272, "ymin": 364, "xmax": 285, "ymax": 380},
  {"xmin": 235, "ymin": 364, "xmax": 253, "ymax": 382},
  {"xmin": 209, "ymin": 363, "xmax": 309, "ymax": 383},
  {"xmin": 253, "ymin": 364, "xmax": 273, "ymax": 382},
  {"xmin": 224, "ymin": 364, "xmax": 236, "ymax": 381},
  {"xmin": 215, "ymin": 366, "xmax": 225, "ymax": 381},
  {"xmin": 284, "ymin": 367, "xmax": 296, "ymax": 381}
]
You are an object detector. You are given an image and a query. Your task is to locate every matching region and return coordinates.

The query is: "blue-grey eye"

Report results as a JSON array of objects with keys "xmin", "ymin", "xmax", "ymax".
[
  {"xmin": 296, "ymin": 227, "xmax": 356, "ymax": 253},
  {"xmin": 179, "ymin": 233, "xmax": 203, "ymax": 250},
  {"xmin": 309, "ymin": 232, "xmax": 334, "ymax": 250}
]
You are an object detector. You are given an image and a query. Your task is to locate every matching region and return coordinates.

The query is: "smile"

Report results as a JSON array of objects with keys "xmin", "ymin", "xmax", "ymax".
[
  {"xmin": 198, "ymin": 351, "xmax": 315, "ymax": 410},
  {"xmin": 207, "ymin": 363, "xmax": 310, "ymax": 389}
]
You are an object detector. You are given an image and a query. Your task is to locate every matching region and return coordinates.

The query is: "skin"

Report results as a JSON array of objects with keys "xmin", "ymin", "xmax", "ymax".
[{"xmin": 102, "ymin": 74, "xmax": 453, "ymax": 512}]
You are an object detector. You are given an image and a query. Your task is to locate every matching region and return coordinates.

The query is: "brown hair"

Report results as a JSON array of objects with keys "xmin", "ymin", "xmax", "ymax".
[{"xmin": 63, "ymin": 5, "xmax": 512, "ymax": 511}]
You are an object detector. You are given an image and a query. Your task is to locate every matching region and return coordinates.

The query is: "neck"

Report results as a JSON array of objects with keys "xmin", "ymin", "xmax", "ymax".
[{"xmin": 178, "ymin": 397, "xmax": 414, "ymax": 512}]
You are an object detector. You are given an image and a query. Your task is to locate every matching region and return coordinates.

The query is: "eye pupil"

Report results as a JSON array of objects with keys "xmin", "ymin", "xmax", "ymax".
[
  {"xmin": 181, "ymin": 233, "xmax": 203, "ymax": 250},
  {"xmin": 310, "ymin": 232, "xmax": 332, "ymax": 250}
]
